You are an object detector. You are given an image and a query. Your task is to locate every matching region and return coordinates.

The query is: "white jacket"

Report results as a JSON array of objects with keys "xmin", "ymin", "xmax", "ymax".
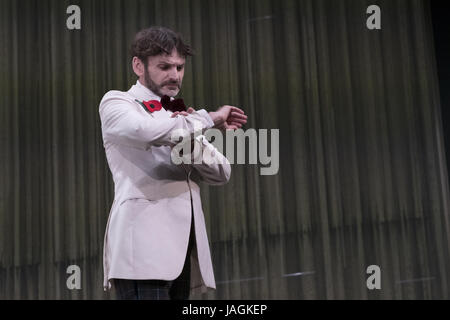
[{"xmin": 99, "ymin": 80, "xmax": 231, "ymax": 294}]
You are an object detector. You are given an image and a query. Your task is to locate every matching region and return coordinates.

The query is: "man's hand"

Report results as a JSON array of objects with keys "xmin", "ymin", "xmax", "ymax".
[
  {"xmin": 170, "ymin": 105, "xmax": 248, "ymax": 131},
  {"xmin": 170, "ymin": 107, "xmax": 195, "ymax": 118},
  {"xmin": 208, "ymin": 105, "xmax": 247, "ymax": 130}
]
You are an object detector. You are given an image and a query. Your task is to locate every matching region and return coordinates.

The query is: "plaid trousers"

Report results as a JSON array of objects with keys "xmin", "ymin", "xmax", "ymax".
[{"xmin": 113, "ymin": 208, "xmax": 196, "ymax": 300}]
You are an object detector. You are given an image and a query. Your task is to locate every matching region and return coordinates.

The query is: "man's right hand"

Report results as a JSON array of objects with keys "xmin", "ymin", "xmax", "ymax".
[{"xmin": 209, "ymin": 105, "xmax": 248, "ymax": 130}]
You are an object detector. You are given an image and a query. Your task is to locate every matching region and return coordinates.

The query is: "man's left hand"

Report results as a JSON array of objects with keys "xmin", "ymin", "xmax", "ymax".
[{"xmin": 170, "ymin": 107, "xmax": 195, "ymax": 118}]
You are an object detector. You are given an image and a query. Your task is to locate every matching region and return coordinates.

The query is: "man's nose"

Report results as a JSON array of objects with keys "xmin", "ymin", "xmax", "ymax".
[{"xmin": 168, "ymin": 68, "xmax": 179, "ymax": 81}]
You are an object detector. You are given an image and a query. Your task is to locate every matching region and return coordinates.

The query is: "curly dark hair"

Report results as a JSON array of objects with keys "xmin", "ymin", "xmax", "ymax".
[{"xmin": 130, "ymin": 26, "xmax": 194, "ymax": 66}]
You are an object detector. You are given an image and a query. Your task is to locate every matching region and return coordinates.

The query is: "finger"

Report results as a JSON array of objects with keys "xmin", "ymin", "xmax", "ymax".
[
  {"xmin": 231, "ymin": 111, "xmax": 247, "ymax": 119},
  {"xmin": 171, "ymin": 112, "xmax": 179, "ymax": 118},
  {"xmin": 230, "ymin": 121, "xmax": 242, "ymax": 127},
  {"xmin": 231, "ymin": 106, "xmax": 245, "ymax": 114},
  {"xmin": 187, "ymin": 107, "xmax": 195, "ymax": 113},
  {"xmin": 228, "ymin": 117, "xmax": 247, "ymax": 124},
  {"xmin": 180, "ymin": 111, "xmax": 189, "ymax": 116},
  {"xmin": 229, "ymin": 116, "xmax": 247, "ymax": 123}
]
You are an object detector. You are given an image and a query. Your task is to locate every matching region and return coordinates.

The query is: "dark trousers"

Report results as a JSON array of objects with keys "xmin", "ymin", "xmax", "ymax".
[{"xmin": 113, "ymin": 213, "xmax": 196, "ymax": 300}]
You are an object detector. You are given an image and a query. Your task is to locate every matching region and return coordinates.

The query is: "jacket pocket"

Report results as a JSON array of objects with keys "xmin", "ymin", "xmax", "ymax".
[{"xmin": 119, "ymin": 197, "xmax": 158, "ymax": 207}]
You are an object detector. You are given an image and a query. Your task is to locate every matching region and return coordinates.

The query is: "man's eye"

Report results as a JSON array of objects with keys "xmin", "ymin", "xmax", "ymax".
[
  {"xmin": 177, "ymin": 66, "xmax": 184, "ymax": 71},
  {"xmin": 160, "ymin": 65, "xmax": 170, "ymax": 70}
]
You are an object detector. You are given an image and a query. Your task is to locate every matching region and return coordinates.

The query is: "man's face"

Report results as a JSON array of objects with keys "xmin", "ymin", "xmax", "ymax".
[{"xmin": 142, "ymin": 49, "xmax": 186, "ymax": 98}]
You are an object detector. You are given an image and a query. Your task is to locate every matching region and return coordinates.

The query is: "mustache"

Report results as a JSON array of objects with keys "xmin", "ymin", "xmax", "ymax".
[{"xmin": 161, "ymin": 81, "xmax": 180, "ymax": 89}]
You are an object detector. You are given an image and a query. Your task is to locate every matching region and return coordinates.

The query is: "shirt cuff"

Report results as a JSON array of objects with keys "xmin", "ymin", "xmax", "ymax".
[{"xmin": 196, "ymin": 109, "xmax": 215, "ymax": 128}]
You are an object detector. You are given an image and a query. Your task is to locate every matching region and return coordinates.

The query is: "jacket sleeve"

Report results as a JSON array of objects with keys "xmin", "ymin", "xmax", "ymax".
[
  {"xmin": 184, "ymin": 135, "xmax": 231, "ymax": 186},
  {"xmin": 99, "ymin": 90, "xmax": 215, "ymax": 150}
]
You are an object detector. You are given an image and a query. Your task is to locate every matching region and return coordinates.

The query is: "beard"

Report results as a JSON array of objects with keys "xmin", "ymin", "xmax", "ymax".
[{"xmin": 143, "ymin": 68, "xmax": 181, "ymax": 98}]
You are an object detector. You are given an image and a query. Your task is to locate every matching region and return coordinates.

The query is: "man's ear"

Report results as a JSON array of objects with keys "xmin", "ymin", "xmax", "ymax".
[{"xmin": 132, "ymin": 56, "xmax": 145, "ymax": 77}]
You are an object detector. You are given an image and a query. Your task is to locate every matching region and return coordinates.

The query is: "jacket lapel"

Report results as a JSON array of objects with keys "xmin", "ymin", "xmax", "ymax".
[{"xmin": 128, "ymin": 80, "xmax": 170, "ymax": 119}]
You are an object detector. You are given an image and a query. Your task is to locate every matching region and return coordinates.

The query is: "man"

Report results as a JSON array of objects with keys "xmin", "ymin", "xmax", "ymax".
[{"xmin": 99, "ymin": 26, "xmax": 247, "ymax": 300}]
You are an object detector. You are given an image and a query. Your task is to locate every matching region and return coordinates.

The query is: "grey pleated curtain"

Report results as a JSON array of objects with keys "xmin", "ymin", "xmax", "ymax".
[{"xmin": 1, "ymin": 0, "xmax": 449, "ymax": 299}]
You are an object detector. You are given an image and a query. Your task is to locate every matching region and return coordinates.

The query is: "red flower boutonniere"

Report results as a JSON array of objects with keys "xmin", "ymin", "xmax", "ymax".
[{"xmin": 135, "ymin": 99, "xmax": 162, "ymax": 115}]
